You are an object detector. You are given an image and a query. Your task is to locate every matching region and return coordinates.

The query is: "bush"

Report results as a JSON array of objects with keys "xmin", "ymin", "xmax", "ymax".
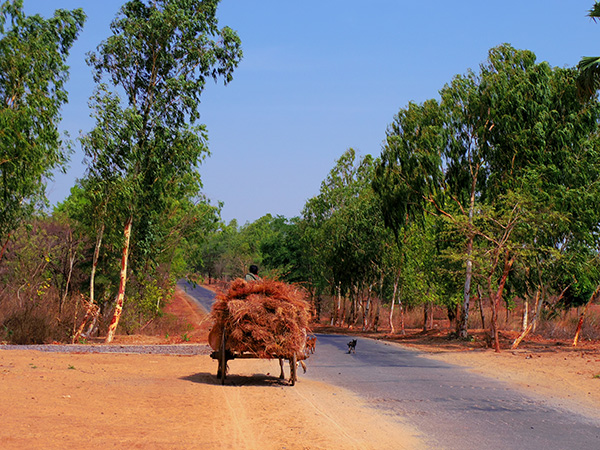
[{"xmin": 1, "ymin": 309, "xmax": 54, "ymax": 344}]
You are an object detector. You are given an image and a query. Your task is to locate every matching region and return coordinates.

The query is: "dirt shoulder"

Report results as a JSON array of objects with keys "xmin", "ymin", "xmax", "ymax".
[
  {"xmin": 0, "ymin": 350, "xmax": 423, "ymax": 450},
  {"xmin": 0, "ymin": 289, "xmax": 423, "ymax": 449}
]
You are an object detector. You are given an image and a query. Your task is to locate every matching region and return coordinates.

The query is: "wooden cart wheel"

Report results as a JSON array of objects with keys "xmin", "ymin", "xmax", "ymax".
[
  {"xmin": 219, "ymin": 328, "xmax": 227, "ymax": 385},
  {"xmin": 290, "ymin": 353, "xmax": 297, "ymax": 386}
]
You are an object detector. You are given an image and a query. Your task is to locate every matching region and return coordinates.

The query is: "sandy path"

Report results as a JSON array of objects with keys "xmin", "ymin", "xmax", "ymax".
[{"xmin": 0, "ymin": 350, "xmax": 423, "ymax": 449}]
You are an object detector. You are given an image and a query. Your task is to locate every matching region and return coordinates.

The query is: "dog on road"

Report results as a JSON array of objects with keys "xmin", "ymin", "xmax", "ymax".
[{"xmin": 347, "ymin": 339, "xmax": 357, "ymax": 354}]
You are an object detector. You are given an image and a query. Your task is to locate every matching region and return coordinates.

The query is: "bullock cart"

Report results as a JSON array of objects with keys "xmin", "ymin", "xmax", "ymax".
[{"xmin": 209, "ymin": 278, "xmax": 311, "ymax": 386}]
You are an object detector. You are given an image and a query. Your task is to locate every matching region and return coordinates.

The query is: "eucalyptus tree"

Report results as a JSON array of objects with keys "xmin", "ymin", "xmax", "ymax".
[
  {"xmin": 0, "ymin": 0, "xmax": 85, "ymax": 261},
  {"xmin": 303, "ymin": 148, "xmax": 369, "ymax": 304},
  {"xmin": 197, "ymin": 219, "xmax": 237, "ymax": 282},
  {"xmin": 373, "ymin": 99, "xmax": 448, "ymax": 330},
  {"xmin": 303, "ymin": 149, "xmax": 391, "ymax": 329},
  {"xmin": 438, "ymin": 70, "xmax": 488, "ymax": 337},
  {"xmin": 82, "ymin": 0, "xmax": 242, "ymax": 342},
  {"xmin": 376, "ymin": 44, "xmax": 600, "ymax": 348},
  {"xmin": 577, "ymin": 2, "xmax": 600, "ymax": 99},
  {"xmin": 259, "ymin": 215, "xmax": 306, "ymax": 283},
  {"xmin": 480, "ymin": 49, "xmax": 600, "ymax": 348}
]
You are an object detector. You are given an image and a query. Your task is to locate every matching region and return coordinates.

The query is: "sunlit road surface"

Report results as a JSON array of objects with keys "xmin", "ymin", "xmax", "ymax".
[
  {"xmin": 305, "ymin": 335, "xmax": 600, "ymax": 450},
  {"xmin": 176, "ymin": 280, "xmax": 217, "ymax": 313}
]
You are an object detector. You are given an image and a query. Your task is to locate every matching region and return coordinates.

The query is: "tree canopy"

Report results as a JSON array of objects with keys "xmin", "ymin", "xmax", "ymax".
[{"xmin": 0, "ymin": 0, "xmax": 85, "ymax": 252}]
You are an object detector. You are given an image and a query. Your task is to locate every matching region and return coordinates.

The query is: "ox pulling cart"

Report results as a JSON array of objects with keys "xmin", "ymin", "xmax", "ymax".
[{"xmin": 208, "ymin": 278, "xmax": 311, "ymax": 386}]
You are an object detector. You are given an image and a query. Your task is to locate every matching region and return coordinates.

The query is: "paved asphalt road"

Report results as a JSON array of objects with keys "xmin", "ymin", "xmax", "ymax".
[
  {"xmin": 176, "ymin": 280, "xmax": 217, "ymax": 313},
  {"xmin": 304, "ymin": 335, "xmax": 600, "ymax": 450},
  {"xmin": 179, "ymin": 282, "xmax": 600, "ymax": 450}
]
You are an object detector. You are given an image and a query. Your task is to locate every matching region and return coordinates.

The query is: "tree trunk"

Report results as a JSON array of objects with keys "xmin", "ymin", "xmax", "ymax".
[
  {"xmin": 389, "ymin": 271, "xmax": 400, "ymax": 334},
  {"xmin": 60, "ymin": 241, "xmax": 76, "ymax": 317},
  {"xmin": 423, "ymin": 301, "xmax": 433, "ymax": 332},
  {"xmin": 363, "ymin": 285, "xmax": 372, "ymax": 331},
  {"xmin": 90, "ymin": 223, "xmax": 105, "ymax": 305},
  {"xmin": 459, "ymin": 234, "xmax": 473, "ymax": 338},
  {"xmin": 72, "ymin": 295, "xmax": 100, "ymax": 343},
  {"xmin": 477, "ymin": 284, "xmax": 485, "ymax": 329},
  {"xmin": 458, "ymin": 180, "xmax": 477, "ymax": 338},
  {"xmin": 351, "ymin": 285, "xmax": 360, "ymax": 327},
  {"xmin": 573, "ymin": 285, "xmax": 600, "ymax": 347},
  {"xmin": 331, "ymin": 283, "xmax": 340, "ymax": 326},
  {"xmin": 373, "ymin": 297, "xmax": 380, "ymax": 332},
  {"xmin": 60, "ymin": 227, "xmax": 76, "ymax": 316},
  {"xmin": 105, "ymin": 217, "xmax": 132, "ymax": 343},
  {"xmin": 0, "ymin": 232, "xmax": 11, "ymax": 265},
  {"xmin": 315, "ymin": 294, "xmax": 322, "ymax": 322},
  {"xmin": 340, "ymin": 293, "xmax": 347, "ymax": 327},
  {"xmin": 83, "ymin": 310, "xmax": 100, "ymax": 339},
  {"xmin": 521, "ymin": 297, "xmax": 529, "ymax": 332},
  {"xmin": 512, "ymin": 289, "xmax": 541, "ymax": 350},
  {"xmin": 489, "ymin": 252, "xmax": 514, "ymax": 352}
]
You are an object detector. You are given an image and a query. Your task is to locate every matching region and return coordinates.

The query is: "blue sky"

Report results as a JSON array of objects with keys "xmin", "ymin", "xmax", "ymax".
[{"xmin": 23, "ymin": 0, "xmax": 600, "ymax": 224}]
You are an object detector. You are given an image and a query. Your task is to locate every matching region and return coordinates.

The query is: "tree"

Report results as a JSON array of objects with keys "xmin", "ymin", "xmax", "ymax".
[
  {"xmin": 82, "ymin": 0, "xmax": 242, "ymax": 342},
  {"xmin": 376, "ymin": 44, "xmax": 600, "ymax": 348},
  {"xmin": 0, "ymin": 0, "xmax": 85, "ymax": 260},
  {"xmin": 480, "ymin": 50, "xmax": 600, "ymax": 349},
  {"xmin": 303, "ymin": 149, "xmax": 392, "ymax": 329},
  {"xmin": 577, "ymin": 2, "xmax": 600, "ymax": 99},
  {"xmin": 373, "ymin": 99, "xmax": 448, "ymax": 330},
  {"xmin": 259, "ymin": 216, "xmax": 306, "ymax": 283}
]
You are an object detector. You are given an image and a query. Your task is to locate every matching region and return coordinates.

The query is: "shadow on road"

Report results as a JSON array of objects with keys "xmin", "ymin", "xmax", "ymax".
[{"xmin": 181, "ymin": 372, "xmax": 295, "ymax": 387}]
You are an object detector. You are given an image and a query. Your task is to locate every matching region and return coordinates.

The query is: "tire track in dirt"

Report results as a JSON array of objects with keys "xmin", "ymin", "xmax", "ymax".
[
  {"xmin": 291, "ymin": 386, "xmax": 362, "ymax": 447},
  {"xmin": 219, "ymin": 385, "xmax": 260, "ymax": 450}
]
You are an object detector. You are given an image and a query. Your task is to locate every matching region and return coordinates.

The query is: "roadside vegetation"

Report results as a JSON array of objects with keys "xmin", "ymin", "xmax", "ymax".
[{"xmin": 1, "ymin": 0, "xmax": 599, "ymax": 351}]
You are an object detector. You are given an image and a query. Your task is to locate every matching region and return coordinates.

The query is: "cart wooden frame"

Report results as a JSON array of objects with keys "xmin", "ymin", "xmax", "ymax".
[{"xmin": 210, "ymin": 325, "xmax": 298, "ymax": 386}]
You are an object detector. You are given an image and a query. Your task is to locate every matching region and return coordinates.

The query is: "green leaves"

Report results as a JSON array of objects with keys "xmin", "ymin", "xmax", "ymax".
[
  {"xmin": 0, "ymin": 1, "xmax": 85, "ymax": 244},
  {"xmin": 77, "ymin": 0, "xmax": 242, "ymax": 318},
  {"xmin": 88, "ymin": 0, "xmax": 242, "ymax": 127},
  {"xmin": 373, "ymin": 99, "xmax": 445, "ymax": 235},
  {"xmin": 374, "ymin": 43, "xmax": 600, "ymax": 333},
  {"xmin": 577, "ymin": 3, "xmax": 600, "ymax": 99}
]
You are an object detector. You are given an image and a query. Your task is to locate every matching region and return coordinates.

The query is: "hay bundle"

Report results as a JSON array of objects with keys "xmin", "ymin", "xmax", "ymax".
[{"xmin": 210, "ymin": 278, "xmax": 310, "ymax": 359}]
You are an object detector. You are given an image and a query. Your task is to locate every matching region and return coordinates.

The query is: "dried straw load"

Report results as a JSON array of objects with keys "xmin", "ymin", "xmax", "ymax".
[{"xmin": 210, "ymin": 278, "xmax": 311, "ymax": 359}]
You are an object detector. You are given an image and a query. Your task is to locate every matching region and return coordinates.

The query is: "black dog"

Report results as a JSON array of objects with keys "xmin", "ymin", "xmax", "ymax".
[{"xmin": 347, "ymin": 339, "xmax": 357, "ymax": 354}]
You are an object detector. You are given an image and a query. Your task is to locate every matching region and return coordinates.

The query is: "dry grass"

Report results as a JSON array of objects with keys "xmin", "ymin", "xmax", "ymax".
[
  {"xmin": 211, "ymin": 278, "xmax": 311, "ymax": 359},
  {"xmin": 0, "ymin": 287, "xmax": 83, "ymax": 344}
]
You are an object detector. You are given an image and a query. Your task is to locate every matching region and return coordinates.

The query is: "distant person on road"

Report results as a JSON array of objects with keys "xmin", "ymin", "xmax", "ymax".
[{"xmin": 245, "ymin": 264, "xmax": 261, "ymax": 282}]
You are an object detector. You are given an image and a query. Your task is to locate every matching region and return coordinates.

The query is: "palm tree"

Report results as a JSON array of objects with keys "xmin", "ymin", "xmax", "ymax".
[{"xmin": 578, "ymin": 3, "xmax": 600, "ymax": 99}]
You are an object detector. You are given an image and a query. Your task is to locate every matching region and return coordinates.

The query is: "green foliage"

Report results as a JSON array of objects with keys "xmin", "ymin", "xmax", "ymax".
[
  {"xmin": 373, "ymin": 43, "xmax": 600, "ymax": 339},
  {"xmin": 0, "ymin": 1, "xmax": 85, "ymax": 243},
  {"xmin": 259, "ymin": 216, "xmax": 306, "ymax": 282},
  {"xmin": 78, "ymin": 0, "xmax": 242, "ymax": 319},
  {"xmin": 302, "ymin": 148, "xmax": 395, "ymax": 322},
  {"xmin": 373, "ymin": 100, "xmax": 445, "ymax": 237},
  {"xmin": 577, "ymin": 3, "xmax": 600, "ymax": 99}
]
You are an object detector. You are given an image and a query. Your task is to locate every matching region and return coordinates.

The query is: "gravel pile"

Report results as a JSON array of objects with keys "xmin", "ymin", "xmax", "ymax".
[{"xmin": 0, "ymin": 344, "xmax": 212, "ymax": 355}]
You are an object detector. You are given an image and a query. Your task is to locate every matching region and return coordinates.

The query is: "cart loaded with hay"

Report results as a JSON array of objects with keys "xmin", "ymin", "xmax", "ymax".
[{"xmin": 209, "ymin": 278, "xmax": 312, "ymax": 385}]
